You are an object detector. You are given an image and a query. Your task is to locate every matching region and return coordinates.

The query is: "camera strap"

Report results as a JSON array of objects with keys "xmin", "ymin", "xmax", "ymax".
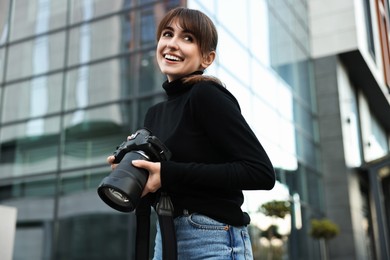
[
  {"xmin": 156, "ymin": 192, "xmax": 177, "ymax": 260},
  {"xmin": 135, "ymin": 198, "xmax": 151, "ymax": 260},
  {"xmin": 135, "ymin": 192, "xmax": 177, "ymax": 260}
]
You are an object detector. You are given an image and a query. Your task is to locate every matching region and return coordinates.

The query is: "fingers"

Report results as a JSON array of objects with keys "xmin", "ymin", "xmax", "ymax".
[
  {"xmin": 132, "ymin": 159, "xmax": 150, "ymax": 169},
  {"xmin": 107, "ymin": 155, "xmax": 117, "ymax": 170},
  {"xmin": 132, "ymin": 160, "xmax": 161, "ymax": 197},
  {"xmin": 107, "ymin": 155, "xmax": 115, "ymax": 164}
]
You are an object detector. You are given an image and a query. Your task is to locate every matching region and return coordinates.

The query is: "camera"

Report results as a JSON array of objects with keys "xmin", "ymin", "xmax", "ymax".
[{"xmin": 97, "ymin": 128, "xmax": 171, "ymax": 212}]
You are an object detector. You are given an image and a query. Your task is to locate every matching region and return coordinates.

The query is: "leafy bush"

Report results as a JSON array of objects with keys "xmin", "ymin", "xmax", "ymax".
[
  {"xmin": 310, "ymin": 219, "xmax": 339, "ymax": 240},
  {"xmin": 260, "ymin": 200, "xmax": 291, "ymax": 219}
]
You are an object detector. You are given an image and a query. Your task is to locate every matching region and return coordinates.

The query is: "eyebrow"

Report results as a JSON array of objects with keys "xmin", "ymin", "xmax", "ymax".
[
  {"xmin": 164, "ymin": 25, "xmax": 194, "ymax": 35},
  {"xmin": 164, "ymin": 26, "xmax": 174, "ymax": 31}
]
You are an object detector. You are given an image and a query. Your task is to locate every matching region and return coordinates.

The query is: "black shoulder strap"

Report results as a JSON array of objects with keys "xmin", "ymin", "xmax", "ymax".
[
  {"xmin": 135, "ymin": 193, "xmax": 177, "ymax": 260},
  {"xmin": 156, "ymin": 192, "xmax": 177, "ymax": 260},
  {"xmin": 135, "ymin": 198, "xmax": 151, "ymax": 260}
]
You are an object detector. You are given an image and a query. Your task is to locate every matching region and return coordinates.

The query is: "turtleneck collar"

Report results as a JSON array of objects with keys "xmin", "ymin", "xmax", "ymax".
[{"xmin": 162, "ymin": 71, "xmax": 203, "ymax": 98}]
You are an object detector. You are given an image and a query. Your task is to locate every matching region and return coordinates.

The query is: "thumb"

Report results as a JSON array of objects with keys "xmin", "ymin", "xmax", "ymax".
[{"xmin": 132, "ymin": 160, "xmax": 148, "ymax": 169}]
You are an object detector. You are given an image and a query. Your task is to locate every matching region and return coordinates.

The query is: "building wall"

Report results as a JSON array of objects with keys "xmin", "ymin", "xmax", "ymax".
[
  {"xmin": 309, "ymin": 0, "xmax": 357, "ymax": 58},
  {"xmin": 0, "ymin": 0, "xmax": 345, "ymax": 259},
  {"xmin": 313, "ymin": 55, "xmax": 377, "ymax": 259},
  {"xmin": 311, "ymin": 0, "xmax": 390, "ymax": 259},
  {"xmin": 0, "ymin": 205, "xmax": 17, "ymax": 260}
]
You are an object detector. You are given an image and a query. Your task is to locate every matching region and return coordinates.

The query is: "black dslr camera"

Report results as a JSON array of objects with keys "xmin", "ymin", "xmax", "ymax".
[{"xmin": 97, "ymin": 128, "xmax": 171, "ymax": 212}]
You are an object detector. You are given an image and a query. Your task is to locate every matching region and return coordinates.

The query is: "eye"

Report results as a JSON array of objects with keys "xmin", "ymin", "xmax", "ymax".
[
  {"xmin": 183, "ymin": 34, "xmax": 194, "ymax": 42},
  {"xmin": 161, "ymin": 30, "xmax": 173, "ymax": 38},
  {"xmin": 183, "ymin": 36, "xmax": 192, "ymax": 42}
]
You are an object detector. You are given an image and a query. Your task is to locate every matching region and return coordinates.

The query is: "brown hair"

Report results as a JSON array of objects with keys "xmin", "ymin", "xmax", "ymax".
[
  {"xmin": 156, "ymin": 7, "xmax": 222, "ymax": 85},
  {"xmin": 156, "ymin": 7, "xmax": 218, "ymax": 56}
]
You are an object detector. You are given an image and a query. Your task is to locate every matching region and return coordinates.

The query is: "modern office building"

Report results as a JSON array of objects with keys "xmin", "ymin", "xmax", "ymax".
[
  {"xmin": 309, "ymin": 0, "xmax": 390, "ymax": 259},
  {"xmin": 0, "ymin": 0, "xmax": 388, "ymax": 260}
]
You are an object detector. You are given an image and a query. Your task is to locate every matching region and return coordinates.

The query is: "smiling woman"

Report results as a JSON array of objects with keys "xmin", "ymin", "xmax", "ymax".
[
  {"xmin": 155, "ymin": 15, "xmax": 216, "ymax": 81},
  {"xmin": 107, "ymin": 7, "xmax": 275, "ymax": 260}
]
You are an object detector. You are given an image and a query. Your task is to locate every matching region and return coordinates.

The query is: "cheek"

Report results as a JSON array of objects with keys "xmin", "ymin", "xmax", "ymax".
[{"xmin": 156, "ymin": 40, "xmax": 165, "ymax": 53}]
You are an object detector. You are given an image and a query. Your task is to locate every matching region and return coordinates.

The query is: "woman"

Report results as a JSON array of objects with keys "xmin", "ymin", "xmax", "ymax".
[{"xmin": 108, "ymin": 7, "xmax": 275, "ymax": 259}]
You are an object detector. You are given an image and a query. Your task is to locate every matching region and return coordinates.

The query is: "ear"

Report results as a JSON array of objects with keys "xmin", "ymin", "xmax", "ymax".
[{"xmin": 200, "ymin": 51, "xmax": 216, "ymax": 69}]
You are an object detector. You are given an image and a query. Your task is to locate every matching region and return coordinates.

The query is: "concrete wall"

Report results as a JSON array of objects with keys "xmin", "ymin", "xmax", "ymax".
[
  {"xmin": 314, "ymin": 56, "xmax": 357, "ymax": 260},
  {"xmin": 0, "ymin": 205, "xmax": 17, "ymax": 260},
  {"xmin": 309, "ymin": 0, "xmax": 358, "ymax": 58}
]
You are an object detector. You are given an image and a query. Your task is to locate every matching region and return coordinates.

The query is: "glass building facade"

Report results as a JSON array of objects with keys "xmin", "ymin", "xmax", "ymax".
[{"xmin": 0, "ymin": 0, "xmax": 322, "ymax": 259}]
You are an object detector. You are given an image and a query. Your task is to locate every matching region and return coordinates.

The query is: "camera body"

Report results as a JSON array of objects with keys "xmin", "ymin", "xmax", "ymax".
[
  {"xmin": 97, "ymin": 128, "xmax": 171, "ymax": 212},
  {"xmin": 113, "ymin": 128, "xmax": 171, "ymax": 163}
]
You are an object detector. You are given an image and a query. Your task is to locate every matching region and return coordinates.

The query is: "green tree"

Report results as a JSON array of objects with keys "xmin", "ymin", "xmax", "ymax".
[
  {"xmin": 260, "ymin": 200, "xmax": 291, "ymax": 219},
  {"xmin": 259, "ymin": 200, "xmax": 291, "ymax": 260},
  {"xmin": 310, "ymin": 218, "xmax": 340, "ymax": 260}
]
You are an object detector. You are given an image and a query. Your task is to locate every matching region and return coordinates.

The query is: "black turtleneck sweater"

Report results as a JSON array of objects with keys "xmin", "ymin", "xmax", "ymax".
[{"xmin": 144, "ymin": 74, "xmax": 275, "ymax": 226}]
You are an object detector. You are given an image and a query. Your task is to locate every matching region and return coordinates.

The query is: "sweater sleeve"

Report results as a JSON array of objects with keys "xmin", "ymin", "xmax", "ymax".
[{"xmin": 160, "ymin": 82, "xmax": 275, "ymax": 191}]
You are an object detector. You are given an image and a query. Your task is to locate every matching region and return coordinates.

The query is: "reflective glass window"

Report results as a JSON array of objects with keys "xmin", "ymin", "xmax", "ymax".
[
  {"xmin": 249, "ymin": 0, "xmax": 271, "ymax": 66},
  {"xmin": 6, "ymin": 32, "xmax": 66, "ymax": 81},
  {"xmin": 307, "ymin": 170, "xmax": 323, "ymax": 210},
  {"xmin": 0, "ymin": 47, "xmax": 4, "ymax": 81},
  {"xmin": 296, "ymin": 59, "xmax": 313, "ymax": 106},
  {"xmin": 294, "ymin": 102, "xmax": 314, "ymax": 138},
  {"xmin": 14, "ymin": 226, "xmax": 46, "ymax": 260},
  {"xmin": 0, "ymin": 0, "xmax": 9, "ymax": 45},
  {"xmin": 269, "ymin": 0, "xmax": 293, "ymax": 33},
  {"xmin": 340, "ymin": 78, "xmax": 362, "ymax": 167},
  {"xmin": 61, "ymin": 104, "xmax": 132, "ymax": 170},
  {"xmin": 140, "ymin": 7, "xmax": 157, "ymax": 45},
  {"xmin": 68, "ymin": 8, "xmax": 161, "ymax": 67},
  {"xmin": 363, "ymin": 0, "xmax": 376, "ymax": 58},
  {"xmin": 294, "ymin": 20, "xmax": 309, "ymax": 51},
  {"xmin": 67, "ymin": 15, "xmax": 125, "ymax": 66},
  {"xmin": 0, "ymin": 117, "xmax": 60, "ymax": 178},
  {"xmin": 217, "ymin": 1, "xmax": 249, "ymax": 49},
  {"xmin": 218, "ymin": 28, "xmax": 250, "ymax": 87},
  {"xmin": 56, "ymin": 214, "xmax": 134, "ymax": 260},
  {"xmin": 65, "ymin": 59, "xmax": 129, "ymax": 110},
  {"xmin": 251, "ymin": 61, "xmax": 279, "ymax": 108},
  {"xmin": 369, "ymin": 115, "xmax": 388, "ymax": 156},
  {"xmin": 296, "ymin": 132, "xmax": 318, "ymax": 168},
  {"xmin": 2, "ymin": 74, "xmax": 63, "ymax": 123},
  {"xmin": 65, "ymin": 54, "xmax": 162, "ymax": 111},
  {"xmin": 139, "ymin": 51, "xmax": 164, "ymax": 94},
  {"xmin": 294, "ymin": 1, "xmax": 308, "ymax": 27},
  {"xmin": 278, "ymin": 119, "xmax": 296, "ymax": 159},
  {"xmin": 21, "ymin": 175, "xmax": 57, "ymax": 197},
  {"xmin": 387, "ymin": 0, "xmax": 390, "ymax": 19},
  {"xmin": 61, "ymin": 97, "xmax": 163, "ymax": 170},
  {"xmin": 4, "ymin": 175, "xmax": 56, "ymax": 259},
  {"xmin": 277, "ymin": 82, "xmax": 294, "ymax": 121},
  {"xmin": 59, "ymin": 169, "xmax": 107, "ymax": 195},
  {"xmin": 70, "ymin": 0, "xmax": 134, "ymax": 24},
  {"xmin": 252, "ymin": 99, "xmax": 280, "ymax": 145},
  {"xmin": 10, "ymin": 0, "xmax": 67, "ymax": 41}
]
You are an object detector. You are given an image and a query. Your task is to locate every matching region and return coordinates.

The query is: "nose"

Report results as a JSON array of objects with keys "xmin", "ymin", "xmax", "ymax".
[{"xmin": 166, "ymin": 36, "xmax": 179, "ymax": 49}]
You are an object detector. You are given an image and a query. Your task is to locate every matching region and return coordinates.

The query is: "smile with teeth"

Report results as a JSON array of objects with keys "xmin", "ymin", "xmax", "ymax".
[{"xmin": 165, "ymin": 54, "xmax": 183, "ymax": 61}]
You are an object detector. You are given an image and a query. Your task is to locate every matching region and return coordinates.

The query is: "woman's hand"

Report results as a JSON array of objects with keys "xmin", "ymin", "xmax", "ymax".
[
  {"xmin": 106, "ymin": 155, "xmax": 118, "ymax": 170},
  {"xmin": 106, "ymin": 132, "xmax": 162, "ymax": 197},
  {"xmin": 132, "ymin": 160, "xmax": 162, "ymax": 197}
]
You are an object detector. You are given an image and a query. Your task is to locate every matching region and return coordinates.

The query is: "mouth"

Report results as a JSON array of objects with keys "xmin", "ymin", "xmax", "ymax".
[{"xmin": 164, "ymin": 54, "xmax": 183, "ymax": 62}]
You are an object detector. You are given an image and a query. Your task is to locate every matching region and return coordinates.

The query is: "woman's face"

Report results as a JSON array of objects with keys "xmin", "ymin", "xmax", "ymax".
[{"xmin": 156, "ymin": 19, "xmax": 214, "ymax": 82}]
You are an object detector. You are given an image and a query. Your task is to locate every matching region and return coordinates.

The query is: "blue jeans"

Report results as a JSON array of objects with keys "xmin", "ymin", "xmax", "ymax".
[{"xmin": 153, "ymin": 213, "xmax": 253, "ymax": 260}]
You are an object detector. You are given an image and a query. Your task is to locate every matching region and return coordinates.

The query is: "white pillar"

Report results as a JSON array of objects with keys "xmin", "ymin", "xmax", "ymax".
[{"xmin": 0, "ymin": 205, "xmax": 17, "ymax": 260}]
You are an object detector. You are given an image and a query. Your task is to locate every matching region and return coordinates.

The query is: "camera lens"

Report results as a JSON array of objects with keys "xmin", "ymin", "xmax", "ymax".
[
  {"xmin": 97, "ymin": 151, "xmax": 149, "ymax": 212},
  {"xmin": 108, "ymin": 188, "xmax": 129, "ymax": 202},
  {"xmin": 104, "ymin": 188, "xmax": 130, "ymax": 206}
]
